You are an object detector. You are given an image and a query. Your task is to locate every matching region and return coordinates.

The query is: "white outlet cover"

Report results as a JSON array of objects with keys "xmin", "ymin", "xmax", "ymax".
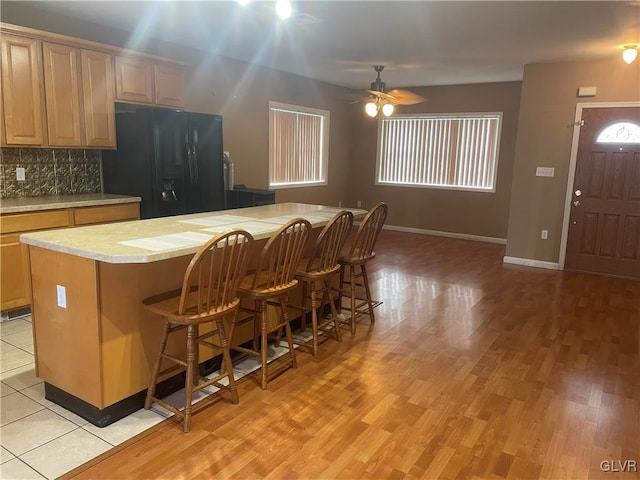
[
  {"xmin": 56, "ymin": 285, "xmax": 67, "ymax": 308},
  {"xmin": 16, "ymin": 167, "xmax": 26, "ymax": 181}
]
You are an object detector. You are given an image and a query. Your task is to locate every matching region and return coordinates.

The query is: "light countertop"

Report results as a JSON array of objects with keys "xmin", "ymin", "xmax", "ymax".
[
  {"xmin": 20, "ymin": 203, "xmax": 367, "ymax": 264},
  {"xmin": 0, "ymin": 194, "xmax": 141, "ymax": 214}
]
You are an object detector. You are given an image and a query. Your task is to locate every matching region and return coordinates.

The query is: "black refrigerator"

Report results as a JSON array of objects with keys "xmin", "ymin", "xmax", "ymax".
[{"xmin": 102, "ymin": 103, "xmax": 225, "ymax": 219}]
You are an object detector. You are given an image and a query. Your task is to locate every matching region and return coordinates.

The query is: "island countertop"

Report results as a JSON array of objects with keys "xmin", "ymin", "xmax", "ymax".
[
  {"xmin": 20, "ymin": 202, "xmax": 367, "ymax": 264},
  {"xmin": 1, "ymin": 193, "xmax": 141, "ymax": 214}
]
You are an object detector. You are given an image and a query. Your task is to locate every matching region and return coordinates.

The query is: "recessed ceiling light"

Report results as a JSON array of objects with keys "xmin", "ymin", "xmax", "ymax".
[
  {"xmin": 276, "ymin": 0, "xmax": 292, "ymax": 20},
  {"xmin": 236, "ymin": 0, "xmax": 250, "ymax": 5}
]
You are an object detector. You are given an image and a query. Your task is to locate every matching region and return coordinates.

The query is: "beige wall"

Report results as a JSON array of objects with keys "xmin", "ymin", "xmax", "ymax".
[
  {"xmin": 183, "ymin": 53, "xmax": 355, "ymax": 206},
  {"xmin": 505, "ymin": 58, "xmax": 640, "ymax": 263},
  {"xmin": 349, "ymin": 82, "xmax": 522, "ymax": 239}
]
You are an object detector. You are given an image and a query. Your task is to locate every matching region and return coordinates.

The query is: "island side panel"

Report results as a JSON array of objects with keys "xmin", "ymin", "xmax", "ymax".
[
  {"xmin": 29, "ymin": 246, "xmax": 103, "ymax": 407},
  {"xmin": 98, "ymin": 256, "xmax": 195, "ymax": 407}
]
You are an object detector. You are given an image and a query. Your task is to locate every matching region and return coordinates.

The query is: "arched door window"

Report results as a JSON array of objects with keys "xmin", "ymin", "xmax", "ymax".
[{"xmin": 595, "ymin": 122, "xmax": 640, "ymax": 144}]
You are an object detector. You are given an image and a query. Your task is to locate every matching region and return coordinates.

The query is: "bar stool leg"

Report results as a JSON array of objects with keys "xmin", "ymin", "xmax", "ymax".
[
  {"xmin": 183, "ymin": 324, "xmax": 198, "ymax": 433},
  {"xmin": 300, "ymin": 281, "xmax": 308, "ymax": 333},
  {"xmin": 260, "ymin": 300, "xmax": 269, "ymax": 390},
  {"xmin": 145, "ymin": 319, "xmax": 171, "ymax": 410},
  {"xmin": 326, "ymin": 278, "xmax": 342, "ymax": 343},
  {"xmin": 350, "ymin": 265, "xmax": 357, "ymax": 335},
  {"xmin": 309, "ymin": 281, "xmax": 319, "ymax": 358},
  {"xmin": 338, "ymin": 266, "xmax": 345, "ymax": 316},
  {"xmin": 281, "ymin": 296, "xmax": 297, "ymax": 369},
  {"xmin": 361, "ymin": 264, "xmax": 375, "ymax": 324}
]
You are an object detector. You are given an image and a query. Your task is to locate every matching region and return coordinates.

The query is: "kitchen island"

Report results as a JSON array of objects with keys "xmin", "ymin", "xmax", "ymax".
[{"xmin": 20, "ymin": 203, "xmax": 366, "ymax": 426}]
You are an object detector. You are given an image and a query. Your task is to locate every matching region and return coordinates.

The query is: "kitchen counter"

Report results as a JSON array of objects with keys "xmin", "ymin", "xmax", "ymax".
[
  {"xmin": 24, "ymin": 202, "xmax": 366, "ymax": 427},
  {"xmin": 0, "ymin": 193, "xmax": 141, "ymax": 214},
  {"xmin": 21, "ymin": 202, "xmax": 365, "ymax": 264}
]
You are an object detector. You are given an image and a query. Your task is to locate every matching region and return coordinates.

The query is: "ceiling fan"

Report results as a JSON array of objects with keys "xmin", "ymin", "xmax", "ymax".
[{"xmin": 363, "ymin": 65, "xmax": 426, "ymax": 117}]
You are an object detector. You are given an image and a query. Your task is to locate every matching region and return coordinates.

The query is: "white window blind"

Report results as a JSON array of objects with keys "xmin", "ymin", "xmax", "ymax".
[
  {"xmin": 376, "ymin": 113, "xmax": 502, "ymax": 191},
  {"xmin": 269, "ymin": 102, "xmax": 329, "ymax": 188}
]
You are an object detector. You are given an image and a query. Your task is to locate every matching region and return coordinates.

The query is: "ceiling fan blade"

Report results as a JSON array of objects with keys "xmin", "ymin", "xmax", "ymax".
[
  {"xmin": 387, "ymin": 89, "xmax": 427, "ymax": 105},
  {"xmin": 342, "ymin": 92, "xmax": 365, "ymax": 101}
]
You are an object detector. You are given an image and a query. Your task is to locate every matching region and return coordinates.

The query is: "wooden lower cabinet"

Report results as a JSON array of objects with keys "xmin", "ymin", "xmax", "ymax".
[
  {"xmin": 0, "ymin": 234, "xmax": 32, "ymax": 311},
  {"xmin": 0, "ymin": 202, "xmax": 139, "ymax": 312}
]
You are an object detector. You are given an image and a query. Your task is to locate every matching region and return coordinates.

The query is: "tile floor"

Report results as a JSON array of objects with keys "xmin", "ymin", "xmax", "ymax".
[{"xmin": 0, "ymin": 313, "xmax": 306, "ymax": 479}]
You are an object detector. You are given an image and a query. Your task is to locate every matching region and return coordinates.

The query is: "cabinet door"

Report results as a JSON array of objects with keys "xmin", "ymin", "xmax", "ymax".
[
  {"xmin": 42, "ymin": 42, "xmax": 84, "ymax": 147},
  {"xmin": 115, "ymin": 56, "xmax": 153, "ymax": 104},
  {"xmin": 154, "ymin": 62, "xmax": 185, "ymax": 108},
  {"xmin": 81, "ymin": 49, "xmax": 116, "ymax": 148},
  {"xmin": 0, "ymin": 34, "xmax": 45, "ymax": 146},
  {"xmin": 0, "ymin": 234, "xmax": 31, "ymax": 311}
]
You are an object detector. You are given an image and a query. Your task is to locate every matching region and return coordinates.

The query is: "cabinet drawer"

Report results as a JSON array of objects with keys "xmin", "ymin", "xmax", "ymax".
[
  {"xmin": 73, "ymin": 203, "xmax": 139, "ymax": 225},
  {"xmin": 1, "ymin": 209, "xmax": 70, "ymax": 234}
]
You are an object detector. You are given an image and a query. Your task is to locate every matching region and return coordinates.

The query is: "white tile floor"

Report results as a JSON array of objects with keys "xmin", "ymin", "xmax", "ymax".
[
  {"xmin": 0, "ymin": 313, "xmax": 313, "ymax": 479},
  {"xmin": 0, "ymin": 314, "xmax": 169, "ymax": 479}
]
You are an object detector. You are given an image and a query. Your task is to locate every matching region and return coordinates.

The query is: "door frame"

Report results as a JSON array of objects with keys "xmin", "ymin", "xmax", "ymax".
[{"xmin": 558, "ymin": 101, "xmax": 640, "ymax": 270}]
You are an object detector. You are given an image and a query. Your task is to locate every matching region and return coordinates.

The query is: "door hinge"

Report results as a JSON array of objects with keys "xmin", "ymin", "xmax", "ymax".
[{"xmin": 567, "ymin": 119, "xmax": 585, "ymax": 128}]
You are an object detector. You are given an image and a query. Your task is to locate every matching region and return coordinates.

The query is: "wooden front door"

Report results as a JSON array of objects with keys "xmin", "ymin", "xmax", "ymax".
[{"xmin": 565, "ymin": 107, "xmax": 640, "ymax": 278}]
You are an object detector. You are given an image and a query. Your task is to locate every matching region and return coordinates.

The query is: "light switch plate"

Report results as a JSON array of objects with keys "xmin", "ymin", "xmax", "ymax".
[
  {"xmin": 536, "ymin": 167, "xmax": 555, "ymax": 177},
  {"xmin": 16, "ymin": 167, "xmax": 25, "ymax": 181}
]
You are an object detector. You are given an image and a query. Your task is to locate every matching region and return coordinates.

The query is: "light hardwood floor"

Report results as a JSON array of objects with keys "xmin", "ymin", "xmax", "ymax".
[{"xmin": 62, "ymin": 230, "xmax": 639, "ymax": 480}]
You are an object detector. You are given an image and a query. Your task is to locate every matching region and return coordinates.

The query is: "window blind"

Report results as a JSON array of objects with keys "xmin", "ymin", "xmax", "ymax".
[
  {"xmin": 377, "ymin": 114, "xmax": 501, "ymax": 191},
  {"xmin": 269, "ymin": 104, "xmax": 328, "ymax": 187}
]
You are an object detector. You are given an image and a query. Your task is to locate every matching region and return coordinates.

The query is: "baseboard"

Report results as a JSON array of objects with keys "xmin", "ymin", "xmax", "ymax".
[
  {"xmin": 383, "ymin": 224, "xmax": 507, "ymax": 245},
  {"xmin": 502, "ymin": 256, "xmax": 560, "ymax": 270}
]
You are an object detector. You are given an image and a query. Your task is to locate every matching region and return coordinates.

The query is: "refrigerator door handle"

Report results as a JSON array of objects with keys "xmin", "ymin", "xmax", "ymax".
[
  {"xmin": 192, "ymin": 129, "xmax": 199, "ymax": 183},
  {"xmin": 185, "ymin": 133, "xmax": 196, "ymax": 184}
]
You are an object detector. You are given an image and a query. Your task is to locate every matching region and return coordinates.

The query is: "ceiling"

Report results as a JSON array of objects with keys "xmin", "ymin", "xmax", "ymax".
[{"xmin": 9, "ymin": 1, "xmax": 640, "ymax": 90}]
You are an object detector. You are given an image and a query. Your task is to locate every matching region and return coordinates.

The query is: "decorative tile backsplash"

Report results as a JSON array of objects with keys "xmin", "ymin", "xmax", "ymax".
[{"xmin": 0, "ymin": 148, "xmax": 102, "ymax": 199}]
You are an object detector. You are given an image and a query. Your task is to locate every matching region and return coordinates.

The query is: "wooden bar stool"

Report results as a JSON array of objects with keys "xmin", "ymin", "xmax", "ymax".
[
  {"xmin": 294, "ymin": 210, "xmax": 353, "ymax": 357},
  {"xmin": 143, "ymin": 230, "xmax": 254, "ymax": 433},
  {"xmin": 230, "ymin": 218, "xmax": 311, "ymax": 390},
  {"xmin": 338, "ymin": 202, "xmax": 388, "ymax": 335}
]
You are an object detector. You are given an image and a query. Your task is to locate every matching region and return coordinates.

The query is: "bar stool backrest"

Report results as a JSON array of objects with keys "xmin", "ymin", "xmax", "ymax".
[
  {"xmin": 305, "ymin": 210, "xmax": 354, "ymax": 273},
  {"xmin": 344, "ymin": 202, "xmax": 388, "ymax": 262},
  {"xmin": 178, "ymin": 229, "xmax": 254, "ymax": 315},
  {"xmin": 249, "ymin": 218, "xmax": 311, "ymax": 291}
]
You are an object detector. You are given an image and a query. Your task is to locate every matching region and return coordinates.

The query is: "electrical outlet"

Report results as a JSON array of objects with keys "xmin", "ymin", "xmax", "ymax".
[
  {"xmin": 56, "ymin": 285, "xmax": 67, "ymax": 308},
  {"xmin": 16, "ymin": 167, "xmax": 25, "ymax": 182},
  {"xmin": 357, "ymin": 200, "xmax": 362, "ymax": 208},
  {"xmin": 338, "ymin": 201, "xmax": 342, "ymax": 207},
  {"xmin": 541, "ymin": 230, "xmax": 548, "ymax": 240}
]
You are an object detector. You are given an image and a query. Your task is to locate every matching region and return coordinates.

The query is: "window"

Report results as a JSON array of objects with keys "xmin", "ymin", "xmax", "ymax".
[
  {"xmin": 376, "ymin": 113, "xmax": 502, "ymax": 192},
  {"xmin": 596, "ymin": 122, "xmax": 640, "ymax": 144},
  {"xmin": 269, "ymin": 102, "xmax": 329, "ymax": 188}
]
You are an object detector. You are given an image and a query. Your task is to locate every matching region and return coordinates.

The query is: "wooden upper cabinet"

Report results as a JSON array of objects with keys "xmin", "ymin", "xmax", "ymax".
[
  {"xmin": 154, "ymin": 62, "xmax": 185, "ymax": 108},
  {"xmin": 115, "ymin": 55, "xmax": 153, "ymax": 104},
  {"xmin": 81, "ymin": 49, "xmax": 116, "ymax": 148},
  {"xmin": 42, "ymin": 41, "xmax": 84, "ymax": 147},
  {"xmin": 1, "ymin": 33, "xmax": 46, "ymax": 146}
]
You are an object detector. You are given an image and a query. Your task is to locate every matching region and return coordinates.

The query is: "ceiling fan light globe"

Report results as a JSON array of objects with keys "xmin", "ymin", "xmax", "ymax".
[
  {"xmin": 382, "ymin": 103, "xmax": 394, "ymax": 116},
  {"xmin": 622, "ymin": 46, "xmax": 638, "ymax": 64},
  {"xmin": 365, "ymin": 102, "xmax": 379, "ymax": 117}
]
